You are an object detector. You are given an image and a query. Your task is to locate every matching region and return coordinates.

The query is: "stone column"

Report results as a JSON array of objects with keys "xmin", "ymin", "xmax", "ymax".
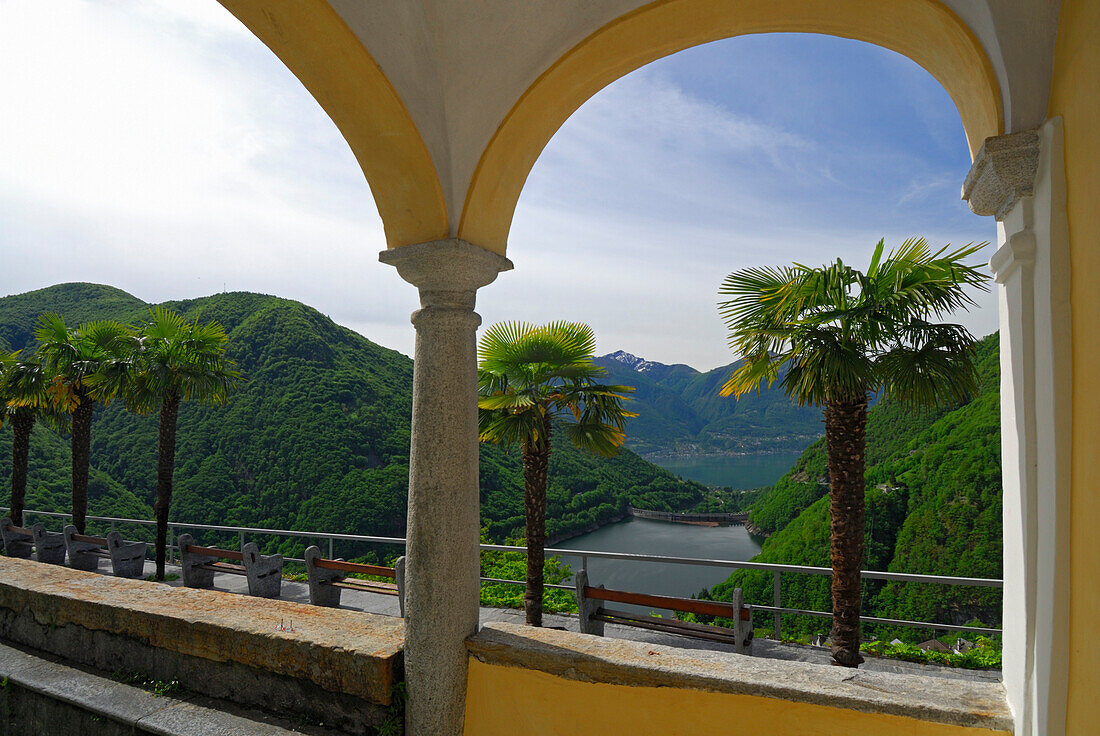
[
  {"xmin": 379, "ymin": 238, "xmax": 512, "ymax": 736},
  {"xmin": 963, "ymin": 122, "xmax": 1071, "ymax": 736}
]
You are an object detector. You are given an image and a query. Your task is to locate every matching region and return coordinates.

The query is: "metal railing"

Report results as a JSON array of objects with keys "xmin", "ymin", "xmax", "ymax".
[{"xmin": 3, "ymin": 507, "xmax": 1003, "ymax": 639}]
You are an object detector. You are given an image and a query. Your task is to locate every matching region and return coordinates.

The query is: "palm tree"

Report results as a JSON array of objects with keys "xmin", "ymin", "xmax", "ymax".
[
  {"xmin": 35, "ymin": 315, "xmax": 131, "ymax": 533},
  {"xmin": 717, "ymin": 238, "xmax": 989, "ymax": 667},
  {"xmin": 477, "ymin": 322, "xmax": 635, "ymax": 626},
  {"xmin": 96, "ymin": 307, "xmax": 239, "ymax": 580},
  {"xmin": 0, "ymin": 351, "xmax": 66, "ymax": 527}
]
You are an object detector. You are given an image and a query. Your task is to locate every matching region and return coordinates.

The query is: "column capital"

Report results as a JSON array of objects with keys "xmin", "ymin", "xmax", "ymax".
[
  {"xmin": 379, "ymin": 238, "xmax": 513, "ymax": 309},
  {"xmin": 962, "ymin": 129, "xmax": 1040, "ymax": 221}
]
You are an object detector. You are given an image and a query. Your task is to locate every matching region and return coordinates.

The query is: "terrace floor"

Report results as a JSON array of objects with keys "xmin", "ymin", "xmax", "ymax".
[{"xmin": 128, "ymin": 560, "xmax": 1000, "ymax": 684}]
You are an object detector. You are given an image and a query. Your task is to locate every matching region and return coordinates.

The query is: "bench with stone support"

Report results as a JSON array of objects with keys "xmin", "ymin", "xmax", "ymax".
[
  {"xmin": 575, "ymin": 569, "xmax": 753, "ymax": 654},
  {"xmin": 1, "ymin": 517, "xmax": 65, "ymax": 565},
  {"xmin": 304, "ymin": 545, "xmax": 407, "ymax": 615},
  {"xmin": 177, "ymin": 533, "xmax": 283, "ymax": 598},
  {"xmin": 62, "ymin": 525, "xmax": 147, "ymax": 577}
]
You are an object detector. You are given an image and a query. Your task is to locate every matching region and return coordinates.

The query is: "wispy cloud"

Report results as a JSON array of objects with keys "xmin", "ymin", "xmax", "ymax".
[{"xmin": 0, "ymin": 4, "xmax": 997, "ymax": 370}]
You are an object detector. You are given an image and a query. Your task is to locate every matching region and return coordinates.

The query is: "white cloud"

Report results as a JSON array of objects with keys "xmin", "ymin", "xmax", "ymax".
[
  {"xmin": 0, "ymin": 0, "xmax": 405, "ymax": 345},
  {"xmin": 0, "ymin": 3, "xmax": 998, "ymax": 371}
]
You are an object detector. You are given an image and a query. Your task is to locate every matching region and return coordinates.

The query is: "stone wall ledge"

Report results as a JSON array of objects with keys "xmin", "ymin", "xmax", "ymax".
[
  {"xmin": 0, "ymin": 556, "xmax": 403, "ymax": 706},
  {"xmin": 0, "ymin": 640, "xmax": 308, "ymax": 736},
  {"xmin": 468, "ymin": 622, "xmax": 1012, "ymax": 733}
]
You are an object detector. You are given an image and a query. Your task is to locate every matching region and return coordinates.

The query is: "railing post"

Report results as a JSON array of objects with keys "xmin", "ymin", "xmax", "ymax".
[
  {"xmin": 329, "ymin": 537, "xmax": 334, "ymax": 559},
  {"xmin": 239, "ymin": 530, "xmax": 245, "ymax": 550},
  {"xmin": 773, "ymin": 570, "xmax": 782, "ymax": 640},
  {"xmin": 581, "ymin": 555, "xmax": 588, "ymax": 576},
  {"xmin": 168, "ymin": 526, "xmax": 174, "ymax": 564}
]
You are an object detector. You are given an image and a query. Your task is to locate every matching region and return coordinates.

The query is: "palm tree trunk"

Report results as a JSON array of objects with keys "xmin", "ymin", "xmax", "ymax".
[
  {"xmin": 522, "ymin": 414, "xmax": 552, "ymax": 627},
  {"xmin": 70, "ymin": 393, "xmax": 95, "ymax": 534},
  {"xmin": 824, "ymin": 394, "xmax": 869, "ymax": 668},
  {"xmin": 10, "ymin": 411, "xmax": 35, "ymax": 527},
  {"xmin": 154, "ymin": 392, "xmax": 181, "ymax": 580}
]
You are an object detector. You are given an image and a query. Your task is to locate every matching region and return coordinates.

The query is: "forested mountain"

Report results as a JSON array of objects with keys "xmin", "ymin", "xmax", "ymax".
[
  {"xmin": 705, "ymin": 334, "xmax": 1001, "ymax": 639},
  {"xmin": 0, "ymin": 284, "xmax": 705, "ymax": 551},
  {"xmin": 594, "ymin": 351, "xmax": 824, "ymax": 457}
]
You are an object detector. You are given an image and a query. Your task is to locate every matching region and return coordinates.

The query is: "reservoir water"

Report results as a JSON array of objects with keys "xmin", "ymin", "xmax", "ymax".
[
  {"xmin": 554, "ymin": 517, "xmax": 763, "ymax": 614},
  {"xmin": 652, "ymin": 451, "xmax": 803, "ymax": 489},
  {"xmin": 551, "ymin": 451, "xmax": 799, "ymax": 613}
]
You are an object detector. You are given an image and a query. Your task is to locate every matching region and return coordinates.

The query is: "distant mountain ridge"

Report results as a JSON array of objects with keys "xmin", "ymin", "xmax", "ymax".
[
  {"xmin": 0, "ymin": 283, "xmax": 706, "ymax": 550},
  {"xmin": 603, "ymin": 350, "xmax": 694, "ymax": 378},
  {"xmin": 595, "ymin": 351, "xmax": 824, "ymax": 458}
]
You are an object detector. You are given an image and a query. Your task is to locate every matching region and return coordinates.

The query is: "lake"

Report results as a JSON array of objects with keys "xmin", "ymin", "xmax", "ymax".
[
  {"xmin": 554, "ymin": 517, "xmax": 763, "ymax": 614},
  {"xmin": 652, "ymin": 451, "xmax": 803, "ymax": 489}
]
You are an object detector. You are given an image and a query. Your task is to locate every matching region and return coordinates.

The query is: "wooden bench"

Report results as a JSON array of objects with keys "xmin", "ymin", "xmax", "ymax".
[
  {"xmin": 1, "ymin": 517, "xmax": 65, "ymax": 565},
  {"xmin": 178, "ymin": 533, "xmax": 283, "ymax": 598},
  {"xmin": 574, "ymin": 570, "xmax": 753, "ymax": 654},
  {"xmin": 304, "ymin": 545, "xmax": 406, "ymax": 615},
  {"xmin": 62, "ymin": 525, "xmax": 147, "ymax": 578}
]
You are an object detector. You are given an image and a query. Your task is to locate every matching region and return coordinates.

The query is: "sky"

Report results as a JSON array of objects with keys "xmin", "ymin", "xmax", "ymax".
[{"xmin": 0, "ymin": 0, "xmax": 998, "ymax": 372}]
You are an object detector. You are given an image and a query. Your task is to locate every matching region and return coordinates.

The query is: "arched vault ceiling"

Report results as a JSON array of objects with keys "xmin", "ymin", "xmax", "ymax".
[{"xmin": 219, "ymin": 0, "xmax": 1060, "ymax": 254}]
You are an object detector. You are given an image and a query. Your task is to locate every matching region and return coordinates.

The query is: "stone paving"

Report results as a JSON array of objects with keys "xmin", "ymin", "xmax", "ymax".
[{"xmin": 130, "ymin": 559, "xmax": 1002, "ymax": 684}]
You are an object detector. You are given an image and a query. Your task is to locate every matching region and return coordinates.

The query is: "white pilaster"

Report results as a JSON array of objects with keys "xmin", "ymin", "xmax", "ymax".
[{"xmin": 973, "ymin": 120, "xmax": 1071, "ymax": 736}]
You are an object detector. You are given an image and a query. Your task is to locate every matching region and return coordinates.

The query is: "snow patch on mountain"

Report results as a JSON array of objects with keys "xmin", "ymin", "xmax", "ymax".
[{"xmin": 603, "ymin": 350, "xmax": 664, "ymax": 374}]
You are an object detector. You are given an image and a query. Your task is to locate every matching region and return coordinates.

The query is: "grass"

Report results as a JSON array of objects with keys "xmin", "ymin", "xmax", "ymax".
[{"xmin": 114, "ymin": 670, "xmax": 182, "ymax": 697}]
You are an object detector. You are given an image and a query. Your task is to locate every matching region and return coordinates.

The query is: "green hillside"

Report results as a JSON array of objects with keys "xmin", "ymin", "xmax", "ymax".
[
  {"xmin": 704, "ymin": 333, "xmax": 1001, "ymax": 641},
  {"xmin": 594, "ymin": 352, "xmax": 823, "ymax": 457},
  {"xmin": 0, "ymin": 424, "xmax": 152, "ymax": 523},
  {"xmin": 0, "ymin": 283, "xmax": 705, "ymax": 553}
]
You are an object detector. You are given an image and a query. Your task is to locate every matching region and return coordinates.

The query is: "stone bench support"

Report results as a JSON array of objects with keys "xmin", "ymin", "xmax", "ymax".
[
  {"xmin": 1, "ymin": 517, "xmax": 33, "ymax": 560},
  {"xmin": 241, "ymin": 542, "xmax": 283, "ymax": 598},
  {"xmin": 179, "ymin": 534, "xmax": 284, "ymax": 598},
  {"xmin": 106, "ymin": 532, "xmax": 147, "ymax": 578},
  {"xmin": 575, "ymin": 570, "xmax": 605, "ymax": 637},
  {"xmin": 304, "ymin": 545, "xmax": 342, "ymax": 607},
  {"xmin": 575, "ymin": 572, "xmax": 752, "ymax": 655},
  {"xmin": 304, "ymin": 545, "xmax": 407, "ymax": 613},
  {"xmin": 30, "ymin": 524, "xmax": 66, "ymax": 565},
  {"xmin": 63, "ymin": 525, "xmax": 103, "ymax": 571},
  {"xmin": 177, "ymin": 534, "xmax": 219, "ymax": 589}
]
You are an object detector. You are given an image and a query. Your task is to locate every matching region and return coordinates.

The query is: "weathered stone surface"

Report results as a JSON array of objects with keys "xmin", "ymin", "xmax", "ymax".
[
  {"xmin": 0, "ymin": 555, "xmax": 403, "ymax": 705},
  {"xmin": 30, "ymin": 524, "xmax": 67, "ymax": 566},
  {"xmin": 381, "ymin": 237, "xmax": 512, "ymax": 736},
  {"xmin": 962, "ymin": 129, "xmax": 1041, "ymax": 220},
  {"xmin": 241, "ymin": 542, "xmax": 283, "ymax": 598},
  {"xmin": 1, "ymin": 516, "xmax": 33, "ymax": 559},
  {"xmin": 468, "ymin": 622, "xmax": 1012, "ymax": 732},
  {"xmin": 573, "ymin": 570, "xmax": 604, "ymax": 636},
  {"xmin": 304, "ymin": 545, "xmax": 343, "ymax": 607},
  {"xmin": 106, "ymin": 531, "xmax": 147, "ymax": 578},
  {"xmin": 177, "ymin": 533, "xmax": 217, "ymax": 589},
  {"xmin": 0, "ymin": 641, "xmax": 316, "ymax": 736},
  {"xmin": 63, "ymin": 524, "xmax": 102, "ymax": 572}
]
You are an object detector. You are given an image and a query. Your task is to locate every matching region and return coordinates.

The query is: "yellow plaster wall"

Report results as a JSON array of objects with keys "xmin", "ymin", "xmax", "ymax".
[
  {"xmin": 459, "ymin": 0, "xmax": 1002, "ymax": 254},
  {"xmin": 216, "ymin": 0, "xmax": 448, "ymax": 248},
  {"xmin": 463, "ymin": 659, "xmax": 1009, "ymax": 736},
  {"xmin": 1049, "ymin": 0, "xmax": 1100, "ymax": 732}
]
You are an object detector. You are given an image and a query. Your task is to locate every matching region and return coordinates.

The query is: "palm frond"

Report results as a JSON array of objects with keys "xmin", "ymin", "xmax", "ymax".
[
  {"xmin": 477, "ymin": 321, "xmax": 634, "ymax": 456},
  {"xmin": 717, "ymin": 238, "xmax": 988, "ymax": 411}
]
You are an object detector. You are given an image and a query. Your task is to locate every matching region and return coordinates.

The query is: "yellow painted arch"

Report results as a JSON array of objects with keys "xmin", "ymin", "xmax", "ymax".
[
  {"xmin": 217, "ymin": 0, "xmax": 449, "ymax": 247},
  {"xmin": 459, "ymin": 0, "xmax": 1003, "ymax": 254}
]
